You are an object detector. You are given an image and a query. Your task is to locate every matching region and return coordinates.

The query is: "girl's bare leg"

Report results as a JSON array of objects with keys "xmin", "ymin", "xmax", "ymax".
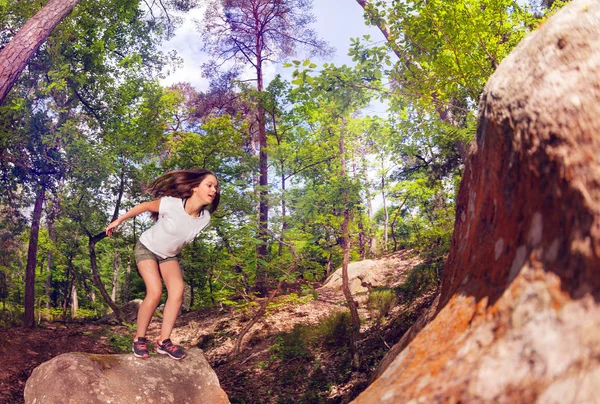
[
  {"xmin": 136, "ymin": 260, "xmax": 163, "ymax": 339},
  {"xmin": 158, "ymin": 260, "xmax": 185, "ymax": 341}
]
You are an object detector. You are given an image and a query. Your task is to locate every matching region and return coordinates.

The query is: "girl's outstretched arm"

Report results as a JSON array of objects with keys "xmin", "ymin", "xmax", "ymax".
[{"xmin": 105, "ymin": 199, "xmax": 161, "ymax": 237}]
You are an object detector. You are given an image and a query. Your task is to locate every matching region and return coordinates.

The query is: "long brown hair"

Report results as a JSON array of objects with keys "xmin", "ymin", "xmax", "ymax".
[{"xmin": 144, "ymin": 169, "xmax": 220, "ymax": 220}]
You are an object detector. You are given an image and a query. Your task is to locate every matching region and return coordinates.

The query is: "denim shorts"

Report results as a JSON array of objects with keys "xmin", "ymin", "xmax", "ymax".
[{"xmin": 134, "ymin": 241, "xmax": 179, "ymax": 265}]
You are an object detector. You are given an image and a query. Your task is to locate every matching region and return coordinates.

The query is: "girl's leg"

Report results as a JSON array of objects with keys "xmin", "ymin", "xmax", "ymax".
[
  {"xmin": 157, "ymin": 260, "xmax": 185, "ymax": 341},
  {"xmin": 136, "ymin": 259, "xmax": 163, "ymax": 339}
]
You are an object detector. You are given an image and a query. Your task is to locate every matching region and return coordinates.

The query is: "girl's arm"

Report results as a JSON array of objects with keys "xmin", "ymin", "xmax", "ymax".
[{"xmin": 105, "ymin": 199, "xmax": 161, "ymax": 237}]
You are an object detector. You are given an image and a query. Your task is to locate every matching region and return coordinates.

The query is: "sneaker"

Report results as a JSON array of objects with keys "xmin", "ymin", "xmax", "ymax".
[
  {"xmin": 156, "ymin": 338, "xmax": 186, "ymax": 360},
  {"xmin": 132, "ymin": 337, "xmax": 149, "ymax": 359}
]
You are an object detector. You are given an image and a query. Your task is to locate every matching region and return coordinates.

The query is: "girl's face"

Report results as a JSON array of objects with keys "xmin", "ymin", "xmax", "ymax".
[{"xmin": 192, "ymin": 174, "xmax": 219, "ymax": 206}]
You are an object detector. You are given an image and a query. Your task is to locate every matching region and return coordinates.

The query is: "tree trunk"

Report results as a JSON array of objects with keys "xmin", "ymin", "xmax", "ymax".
[
  {"xmin": 353, "ymin": 155, "xmax": 366, "ymax": 260},
  {"xmin": 89, "ymin": 232, "xmax": 122, "ymax": 321},
  {"xmin": 24, "ymin": 183, "xmax": 46, "ymax": 328},
  {"xmin": 62, "ymin": 260, "xmax": 72, "ymax": 317},
  {"xmin": 80, "ymin": 163, "xmax": 127, "ymax": 319},
  {"xmin": 361, "ymin": 147, "xmax": 377, "ymax": 258},
  {"xmin": 338, "ymin": 126, "xmax": 361, "ymax": 369},
  {"xmin": 255, "ymin": 42, "xmax": 269, "ymax": 294},
  {"xmin": 279, "ymin": 171, "xmax": 288, "ymax": 256},
  {"xmin": 71, "ymin": 279, "xmax": 78, "ymax": 317},
  {"xmin": 111, "ymin": 238, "xmax": 119, "ymax": 303},
  {"xmin": 45, "ymin": 200, "xmax": 57, "ymax": 310},
  {"xmin": 381, "ymin": 169, "xmax": 389, "ymax": 253},
  {"xmin": 123, "ymin": 245, "xmax": 132, "ymax": 303},
  {"xmin": 0, "ymin": 0, "xmax": 81, "ymax": 103},
  {"xmin": 232, "ymin": 236, "xmax": 299, "ymax": 357},
  {"xmin": 189, "ymin": 280, "xmax": 195, "ymax": 308}
]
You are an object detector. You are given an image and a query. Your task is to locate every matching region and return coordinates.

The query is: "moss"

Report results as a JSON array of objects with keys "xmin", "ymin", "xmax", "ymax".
[{"xmin": 86, "ymin": 353, "xmax": 121, "ymax": 371}]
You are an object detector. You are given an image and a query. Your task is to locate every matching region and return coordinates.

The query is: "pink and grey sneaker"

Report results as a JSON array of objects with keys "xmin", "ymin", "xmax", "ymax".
[
  {"xmin": 156, "ymin": 338, "xmax": 186, "ymax": 360},
  {"xmin": 132, "ymin": 337, "xmax": 150, "ymax": 359}
]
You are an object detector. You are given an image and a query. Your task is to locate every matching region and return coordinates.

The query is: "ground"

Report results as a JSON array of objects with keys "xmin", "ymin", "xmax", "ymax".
[{"xmin": 0, "ymin": 250, "xmax": 438, "ymax": 403}]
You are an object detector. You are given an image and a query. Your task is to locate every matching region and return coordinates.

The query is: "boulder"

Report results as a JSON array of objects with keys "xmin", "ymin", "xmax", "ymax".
[
  {"xmin": 98, "ymin": 299, "xmax": 142, "ymax": 324},
  {"xmin": 354, "ymin": 0, "xmax": 600, "ymax": 402},
  {"xmin": 24, "ymin": 348, "xmax": 230, "ymax": 404},
  {"xmin": 320, "ymin": 260, "xmax": 377, "ymax": 294}
]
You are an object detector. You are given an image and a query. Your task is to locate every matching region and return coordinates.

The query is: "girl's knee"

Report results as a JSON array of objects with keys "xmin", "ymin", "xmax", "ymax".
[
  {"xmin": 169, "ymin": 291, "xmax": 184, "ymax": 303},
  {"xmin": 144, "ymin": 290, "xmax": 162, "ymax": 306}
]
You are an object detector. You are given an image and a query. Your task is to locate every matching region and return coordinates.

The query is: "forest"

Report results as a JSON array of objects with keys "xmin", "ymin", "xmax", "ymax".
[{"xmin": 0, "ymin": 0, "xmax": 568, "ymax": 402}]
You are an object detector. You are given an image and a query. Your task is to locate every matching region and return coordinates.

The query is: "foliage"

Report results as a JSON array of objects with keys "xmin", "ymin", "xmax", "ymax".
[
  {"xmin": 269, "ymin": 324, "xmax": 312, "ymax": 361},
  {"xmin": 266, "ymin": 292, "xmax": 313, "ymax": 314},
  {"xmin": 0, "ymin": 0, "xmax": 571, "ymax": 344},
  {"xmin": 367, "ymin": 288, "xmax": 396, "ymax": 322},
  {"xmin": 107, "ymin": 331, "xmax": 134, "ymax": 354},
  {"xmin": 316, "ymin": 310, "xmax": 352, "ymax": 350},
  {"xmin": 396, "ymin": 261, "xmax": 441, "ymax": 302}
]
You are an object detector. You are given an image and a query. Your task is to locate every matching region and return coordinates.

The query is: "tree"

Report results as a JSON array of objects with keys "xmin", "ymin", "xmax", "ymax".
[
  {"xmin": 0, "ymin": 0, "xmax": 181, "ymax": 324},
  {"xmin": 200, "ymin": 0, "xmax": 331, "ymax": 291},
  {"xmin": 289, "ymin": 60, "xmax": 383, "ymax": 368},
  {"xmin": 352, "ymin": 0, "xmax": 567, "ymax": 167},
  {"xmin": 0, "ymin": 0, "xmax": 81, "ymax": 103},
  {"xmin": 0, "ymin": 0, "xmax": 199, "ymax": 105}
]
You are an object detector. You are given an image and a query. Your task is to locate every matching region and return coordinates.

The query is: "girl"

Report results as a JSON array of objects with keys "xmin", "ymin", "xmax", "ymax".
[{"xmin": 105, "ymin": 169, "xmax": 220, "ymax": 360}]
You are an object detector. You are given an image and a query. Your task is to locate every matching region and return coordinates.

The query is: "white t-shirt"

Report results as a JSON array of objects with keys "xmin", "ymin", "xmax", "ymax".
[{"xmin": 139, "ymin": 196, "xmax": 211, "ymax": 259}]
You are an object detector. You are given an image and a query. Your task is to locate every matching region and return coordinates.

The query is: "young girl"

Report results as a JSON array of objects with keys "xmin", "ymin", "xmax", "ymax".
[{"xmin": 105, "ymin": 169, "xmax": 220, "ymax": 360}]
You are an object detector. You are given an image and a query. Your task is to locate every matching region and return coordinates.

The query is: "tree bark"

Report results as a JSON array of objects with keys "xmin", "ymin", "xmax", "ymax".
[
  {"xmin": 0, "ymin": 0, "xmax": 81, "ymax": 103},
  {"xmin": 24, "ymin": 183, "xmax": 46, "ymax": 328}
]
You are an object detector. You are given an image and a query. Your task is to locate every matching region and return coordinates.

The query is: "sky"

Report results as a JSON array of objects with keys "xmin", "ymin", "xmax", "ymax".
[{"xmin": 159, "ymin": 0, "xmax": 384, "ymax": 94}]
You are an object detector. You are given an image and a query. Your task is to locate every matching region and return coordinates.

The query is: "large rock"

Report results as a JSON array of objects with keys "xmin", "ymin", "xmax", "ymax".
[
  {"xmin": 98, "ymin": 299, "xmax": 142, "ymax": 324},
  {"xmin": 354, "ymin": 0, "xmax": 600, "ymax": 402},
  {"xmin": 24, "ymin": 348, "xmax": 230, "ymax": 404},
  {"xmin": 321, "ymin": 260, "xmax": 377, "ymax": 294}
]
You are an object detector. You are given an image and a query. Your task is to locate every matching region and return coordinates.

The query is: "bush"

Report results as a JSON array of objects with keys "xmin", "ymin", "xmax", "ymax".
[
  {"xmin": 396, "ymin": 260, "xmax": 441, "ymax": 301},
  {"xmin": 315, "ymin": 310, "xmax": 352, "ymax": 350},
  {"xmin": 269, "ymin": 324, "xmax": 312, "ymax": 361},
  {"xmin": 107, "ymin": 332, "xmax": 133, "ymax": 353},
  {"xmin": 367, "ymin": 289, "xmax": 396, "ymax": 322}
]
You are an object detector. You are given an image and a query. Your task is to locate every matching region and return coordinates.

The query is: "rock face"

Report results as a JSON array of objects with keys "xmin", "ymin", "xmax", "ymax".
[
  {"xmin": 354, "ymin": 0, "xmax": 600, "ymax": 402},
  {"xmin": 24, "ymin": 348, "xmax": 230, "ymax": 404}
]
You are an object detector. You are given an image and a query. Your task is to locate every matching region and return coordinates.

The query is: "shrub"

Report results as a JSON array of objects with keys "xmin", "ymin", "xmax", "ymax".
[
  {"xmin": 396, "ymin": 260, "xmax": 441, "ymax": 301},
  {"xmin": 315, "ymin": 310, "xmax": 351, "ymax": 350},
  {"xmin": 107, "ymin": 332, "xmax": 133, "ymax": 353},
  {"xmin": 269, "ymin": 324, "xmax": 312, "ymax": 361},
  {"xmin": 367, "ymin": 289, "xmax": 396, "ymax": 321}
]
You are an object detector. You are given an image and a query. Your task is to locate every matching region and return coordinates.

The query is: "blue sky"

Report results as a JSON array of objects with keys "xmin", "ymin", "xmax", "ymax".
[{"xmin": 160, "ymin": 0, "xmax": 383, "ymax": 91}]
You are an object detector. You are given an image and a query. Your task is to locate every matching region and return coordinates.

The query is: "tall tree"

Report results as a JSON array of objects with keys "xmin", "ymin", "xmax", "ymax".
[
  {"xmin": 289, "ymin": 60, "xmax": 383, "ymax": 367},
  {"xmin": 0, "ymin": 0, "xmax": 81, "ymax": 103},
  {"xmin": 200, "ymin": 0, "xmax": 330, "ymax": 291}
]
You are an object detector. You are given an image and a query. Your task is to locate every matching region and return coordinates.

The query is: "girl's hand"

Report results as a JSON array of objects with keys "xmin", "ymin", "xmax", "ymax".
[{"xmin": 105, "ymin": 219, "xmax": 121, "ymax": 237}]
